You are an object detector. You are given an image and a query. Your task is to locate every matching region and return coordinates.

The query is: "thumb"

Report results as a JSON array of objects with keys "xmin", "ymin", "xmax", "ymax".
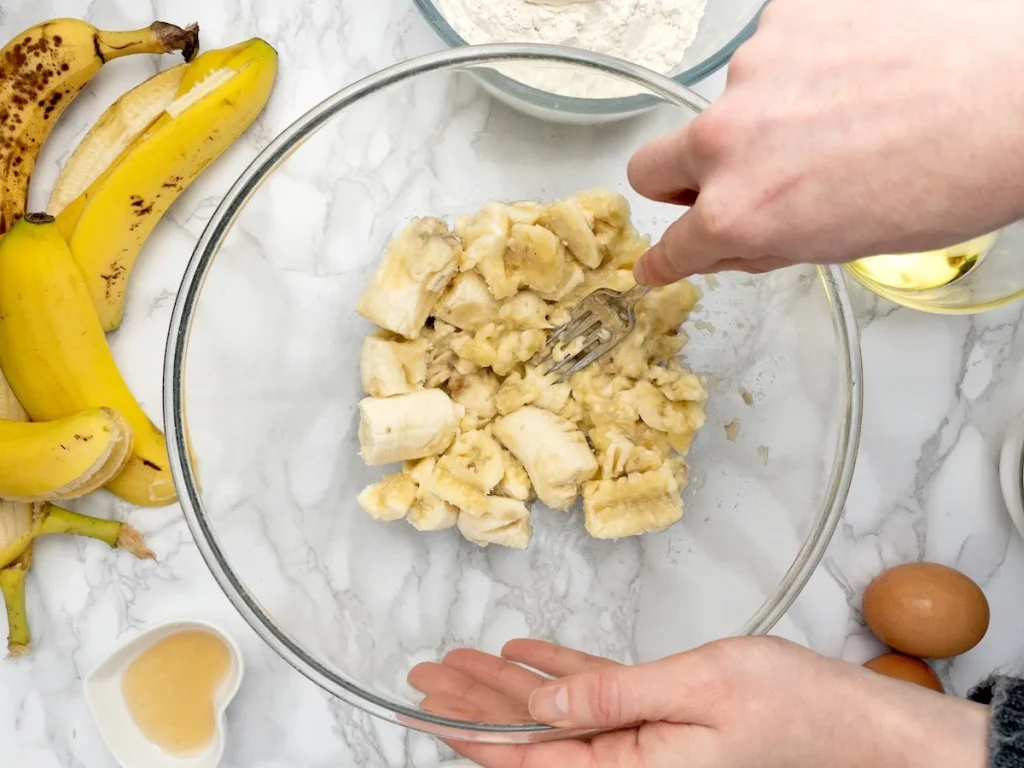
[{"xmin": 528, "ymin": 656, "xmax": 709, "ymax": 729}]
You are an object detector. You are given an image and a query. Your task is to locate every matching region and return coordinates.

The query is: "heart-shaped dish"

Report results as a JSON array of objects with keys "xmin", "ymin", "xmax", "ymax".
[{"xmin": 84, "ymin": 619, "xmax": 243, "ymax": 768}]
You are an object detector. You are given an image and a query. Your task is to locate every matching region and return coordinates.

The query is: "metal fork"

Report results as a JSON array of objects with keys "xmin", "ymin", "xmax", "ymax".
[{"xmin": 536, "ymin": 284, "xmax": 650, "ymax": 382}]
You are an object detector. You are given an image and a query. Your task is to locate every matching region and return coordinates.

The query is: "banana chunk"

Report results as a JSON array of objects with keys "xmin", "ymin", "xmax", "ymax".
[
  {"xmin": 358, "ymin": 389, "xmax": 461, "ymax": 465},
  {"xmin": 589, "ymin": 424, "xmax": 666, "ymax": 480},
  {"xmin": 495, "ymin": 368, "xmax": 571, "ymax": 416},
  {"xmin": 456, "ymin": 497, "xmax": 532, "ymax": 549},
  {"xmin": 571, "ymin": 368, "xmax": 639, "ymax": 428},
  {"xmin": 478, "ymin": 223, "xmax": 577, "ymax": 300},
  {"xmin": 635, "ymin": 381, "xmax": 707, "ymax": 437},
  {"xmin": 434, "ymin": 272, "xmax": 500, "ymax": 331},
  {"xmin": 637, "ymin": 281, "xmax": 701, "ymax": 337},
  {"xmin": 401, "ymin": 457, "xmax": 459, "ymax": 530},
  {"xmin": 356, "ymin": 218, "xmax": 462, "ymax": 339},
  {"xmin": 604, "ymin": 224, "xmax": 650, "ymax": 270},
  {"xmin": 408, "ymin": 494, "xmax": 459, "ymax": 531},
  {"xmin": 493, "ymin": 406, "xmax": 597, "ymax": 510},
  {"xmin": 504, "ymin": 201, "xmax": 546, "ymax": 225},
  {"xmin": 582, "ymin": 467, "xmax": 682, "ymax": 539},
  {"xmin": 456, "ymin": 203, "xmax": 511, "ymax": 273},
  {"xmin": 547, "ymin": 197, "xmax": 601, "ymax": 269},
  {"xmin": 357, "ymin": 473, "xmax": 418, "ymax": 522},
  {"xmin": 535, "ymin": 261, "xmax": 585, "ymax": 302},
  {"xmin": 422, "ymin": 320, "xmax": 460, "ymax": 388},
  {"xmin": 574, "ymin": 188, "xmax": 631, "ymax": 229},
  {"xmin": 657, "ymin": 371, "xmax": 707, "ymax": 403},
  {"xmin": 360, "ymin": 334, "xmax": 429, "ymax": 397},
  {"xmin": 447, "ymin": 370, "xmax": 500, "ymax": 430},
  {"xmin": 494, "ymin": 448, "xmax": 533, "ymax": 501},
  {"xmin": 498, "ymin": 291, "xmax": 551, "ymax": 330},
  {"xmin": 451, "ymin": 324, "xmax": 546, "ymax": 377},
  {"xmin": 429, "ymin": 430, "xmax": 506, "ymax": 516}
]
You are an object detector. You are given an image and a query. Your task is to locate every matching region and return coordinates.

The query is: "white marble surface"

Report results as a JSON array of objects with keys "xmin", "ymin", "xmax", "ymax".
[{"xmin": 2, "ymin": 1, "xmax": 1024, "ymax": 767}]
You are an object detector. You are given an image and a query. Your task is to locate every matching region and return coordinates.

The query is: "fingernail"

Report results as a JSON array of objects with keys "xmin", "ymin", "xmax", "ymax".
[{"xmin": 529, "ymin": 683, "xmax": 570, "ymax": 726}]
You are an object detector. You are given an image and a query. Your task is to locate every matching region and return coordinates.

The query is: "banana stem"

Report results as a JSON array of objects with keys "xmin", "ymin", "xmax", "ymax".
[
  {"xmin": 1, "ymin": 546, "xmax": 32, "ymax": 658},
  {"xmin": 95, "ymin": 22, "xmax": 200, "ymax": 63},
  {"xmin": 0, "ymin": 505, "xmax": 155, "ymax": 568},
  {"xmin": 115, "ymin": 525, "xmax": 155, "ymax": 560},
  {"xmin": 38, "ymin": 504, "xmax": 119, "ymax": 545},
  {"xmin": 39, "ymin": 505, "xmax": 154, "ymax": 559}
]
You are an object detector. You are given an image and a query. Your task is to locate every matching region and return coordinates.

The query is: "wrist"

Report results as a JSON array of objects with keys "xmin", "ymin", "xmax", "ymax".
[
  {"xmin": 824, "ymin": 660, "xmax": 989, "ymax": 768},
  {"xmin": 874, "ymin": 684, "xmax": 989, "ymax": 768}
]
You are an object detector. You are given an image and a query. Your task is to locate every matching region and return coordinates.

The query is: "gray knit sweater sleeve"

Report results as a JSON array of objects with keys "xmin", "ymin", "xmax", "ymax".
[{"xmin": 970, "ymin": 676, "xmax": 1024, "ymax": 767}]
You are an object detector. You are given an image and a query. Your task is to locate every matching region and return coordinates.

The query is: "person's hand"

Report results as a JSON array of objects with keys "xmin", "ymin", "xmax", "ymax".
[
  {"xmin": 409, "ymin": 636, "xmax": 988, "ymax": 768},
  {"xmin": 629, "ymin": 0, "xmax": 1024, "ymax": 286}
]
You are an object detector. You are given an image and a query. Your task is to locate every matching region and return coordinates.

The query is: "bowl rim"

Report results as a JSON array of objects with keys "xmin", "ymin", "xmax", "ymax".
[
  {"xmin": 410, "ymin": 0, "xmax": 766, "ymax": 115},
  {"xmin": 163, "ymin": 43, "xmax": 863, "ymax": 743}
]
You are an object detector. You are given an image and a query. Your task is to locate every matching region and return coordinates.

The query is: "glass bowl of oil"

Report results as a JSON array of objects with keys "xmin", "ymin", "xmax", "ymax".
[{"xmin": 845, "ymin": 221, "xmax": 1024, "ymax": 313}]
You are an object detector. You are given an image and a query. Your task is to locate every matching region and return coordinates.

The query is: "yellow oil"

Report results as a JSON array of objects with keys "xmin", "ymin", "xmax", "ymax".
[
  {"xmin": 121, "ymin": 630, "xmax": 232, "ymax": 755},
  {"xmin": 848, "ymin": 232, "xmax": 998, "ymax": 291}
]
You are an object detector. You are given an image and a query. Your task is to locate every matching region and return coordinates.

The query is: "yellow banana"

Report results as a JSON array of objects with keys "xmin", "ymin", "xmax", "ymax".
[
  {"xmin": 0, "ymin": 17, "xmax": 200, "ymax": 235},
  {"xmin": 65, "ymin": 38, "xmax": 277, "ymax": 331},
  {"xmin": 48, "ymin": 64, "xmax": 188, "ymax": 223},
  {"xmin": 0, "ymin": 365, "xmax": 151, "ymax": 657},
  {"xmin": 0, "ymin": 407, "xmax": 134, "ymax": 502},
  {"xmin": 0, "ymin": 214, "xmax": 175, "ymax": 506},
  {"xmin": 54, "ymin": 37, "xmax": 249, "ymax": 239}
]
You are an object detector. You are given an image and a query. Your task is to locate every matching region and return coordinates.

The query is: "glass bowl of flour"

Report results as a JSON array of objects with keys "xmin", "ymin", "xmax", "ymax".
[
  {"xmin": 167, "ymin": 45, "xmax": 861, "ymax": 743},
  {"xmin": 413, "ymin": 0, "xmax": 765, "ymax": 122}
]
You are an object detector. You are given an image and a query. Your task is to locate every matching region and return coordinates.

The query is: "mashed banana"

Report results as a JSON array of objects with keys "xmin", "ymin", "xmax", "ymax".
[{"xmin": 356, "ymin": 189, "xmax": 707, "ymax": 548}]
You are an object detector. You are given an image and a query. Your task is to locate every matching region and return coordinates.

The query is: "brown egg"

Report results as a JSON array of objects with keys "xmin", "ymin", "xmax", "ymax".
[
  {"xmin": 862, "ymin": 562, "xmax": 990, "ymax": 659},
  {"xmin": 864, "ymin": 653, "xmax": 944, "ymax": 692}
]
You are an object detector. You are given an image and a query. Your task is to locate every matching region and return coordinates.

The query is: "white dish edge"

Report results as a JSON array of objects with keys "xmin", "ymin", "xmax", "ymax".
[{"xmin": 83, "ymin": 618, "xmax": 244, "ymax": 768}]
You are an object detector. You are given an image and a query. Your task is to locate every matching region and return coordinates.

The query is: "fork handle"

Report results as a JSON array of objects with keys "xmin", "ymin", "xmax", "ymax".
[{"xmin": 621, "ymin": 284, "xmax": 650, "ymax": 307}]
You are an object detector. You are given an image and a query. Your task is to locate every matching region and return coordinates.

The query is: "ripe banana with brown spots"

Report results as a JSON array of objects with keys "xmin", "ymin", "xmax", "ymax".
[{"xmin": 0, "ymin": 17, "xmax": 199, "ymax": 235}]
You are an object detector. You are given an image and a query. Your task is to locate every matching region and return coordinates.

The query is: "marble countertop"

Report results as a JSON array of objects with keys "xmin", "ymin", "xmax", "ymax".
[{"xmin": 3, "ymin": 1, "xmax": 1024, "ymax": 766}]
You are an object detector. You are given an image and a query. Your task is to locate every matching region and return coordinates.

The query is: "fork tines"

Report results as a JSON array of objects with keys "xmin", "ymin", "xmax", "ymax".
[{"xmin": 535, "ymin": 286, "xmax": 646, "ymax": 383}]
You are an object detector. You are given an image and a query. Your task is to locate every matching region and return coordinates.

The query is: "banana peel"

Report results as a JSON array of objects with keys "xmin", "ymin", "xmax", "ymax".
[
  {"xmin": 1, "ymin": 547, "xmax": 31, "ymax": 658},
  {"xmin": 48, "ymin": 64, "xmax": 188, "ymax": 222},
  {"xmin": 0, "ymin": 364, "xmax": 36, "ymax": 658},
  {"xmin": 64, "ymin": 38, "xmax": 278, "ymax": 331},
  {"xmin": 0, "ymin": 408, "xmax": 134, "ymax": 502}
]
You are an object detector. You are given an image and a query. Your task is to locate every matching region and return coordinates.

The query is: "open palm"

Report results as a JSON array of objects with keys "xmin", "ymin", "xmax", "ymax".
[{"xmin": 408, "ymin": 637, "xmax": 989, "ymax": 768}]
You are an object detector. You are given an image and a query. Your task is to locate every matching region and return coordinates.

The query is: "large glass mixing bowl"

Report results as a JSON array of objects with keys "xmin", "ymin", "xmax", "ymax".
[{"xmin": 164, "ymin": 45, "xmax": 862, "ymax": 743}]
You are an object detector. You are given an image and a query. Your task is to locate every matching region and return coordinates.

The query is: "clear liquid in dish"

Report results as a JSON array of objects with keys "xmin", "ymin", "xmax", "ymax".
[
  {"xmin": 848, "ymin": 232, "xmax": 998, "ymax": 291},
  {"xmin": 121, "ymin": 629, "xmax": 232, "ymax": 756}
]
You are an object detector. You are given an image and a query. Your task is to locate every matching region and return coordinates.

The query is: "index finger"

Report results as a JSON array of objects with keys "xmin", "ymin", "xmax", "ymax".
[
  {"xmin": 501, "ymin": 639, "xmax": 622, "ymax": 679},
  {"xmin": 634, "ymin": 200, "xmax": 752, "ymax": 286},
  {"xmin": 442, "ymin": 648, "xmax": 548, "ymax": 703}
]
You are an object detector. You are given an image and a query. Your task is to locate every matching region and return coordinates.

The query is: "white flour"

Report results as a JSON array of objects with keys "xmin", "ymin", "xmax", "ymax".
[{"xmin": 434, "ymin": 0, "xmax": 708, "ymax": 98}]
